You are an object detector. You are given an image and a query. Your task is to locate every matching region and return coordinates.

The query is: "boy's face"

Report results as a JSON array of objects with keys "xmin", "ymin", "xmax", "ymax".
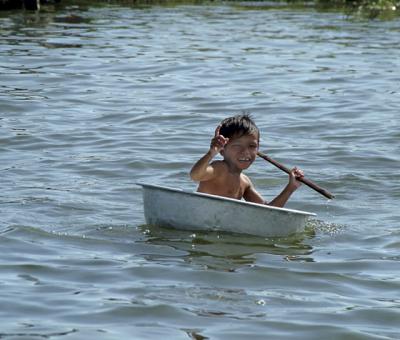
[{"xmin": 221, "ymin": 133, "xmax": 259, "ymax": 170}]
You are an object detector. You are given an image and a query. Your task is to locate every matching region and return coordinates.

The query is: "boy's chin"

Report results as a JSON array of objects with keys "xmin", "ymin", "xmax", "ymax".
[{"xmin": 237, "ymin": 161, "xmax": 252, "ymax": 169}]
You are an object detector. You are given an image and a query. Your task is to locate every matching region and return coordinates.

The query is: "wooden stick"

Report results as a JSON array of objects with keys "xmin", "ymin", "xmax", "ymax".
[{"xmin": 257, "ymin": 151, "xmax": 335, "ymax": 200}]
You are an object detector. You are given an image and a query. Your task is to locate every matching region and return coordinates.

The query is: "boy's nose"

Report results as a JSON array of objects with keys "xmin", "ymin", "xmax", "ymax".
[{"xmin": 242, "ymin": 148, "xmax": 251, "ymax": 156}]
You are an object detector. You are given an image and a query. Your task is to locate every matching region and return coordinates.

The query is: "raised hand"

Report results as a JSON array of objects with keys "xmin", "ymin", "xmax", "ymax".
[
  {"xmin": 288, "ymin": 167, "xmax": 304, "ymax": 190},
  {"xmin": 209, "ymin": 125, "xmax": 229, "ymax": 156}
]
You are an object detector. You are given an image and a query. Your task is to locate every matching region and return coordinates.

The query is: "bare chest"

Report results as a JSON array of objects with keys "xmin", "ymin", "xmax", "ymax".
[{"xmin": 217, "ymin": 174, "xmax": 247, "ymax": 199}]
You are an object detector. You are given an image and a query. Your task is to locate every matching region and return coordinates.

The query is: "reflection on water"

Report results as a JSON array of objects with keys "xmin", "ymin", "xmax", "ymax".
[{"xmin": 140, "ymin": 223, "xmax": 316, "ymax": 271}]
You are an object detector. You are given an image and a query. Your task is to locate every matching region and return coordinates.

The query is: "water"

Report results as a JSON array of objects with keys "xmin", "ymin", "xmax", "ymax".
[{"xmin": 1, "ymin": 3, "xmax": 399, "ymax": 339}]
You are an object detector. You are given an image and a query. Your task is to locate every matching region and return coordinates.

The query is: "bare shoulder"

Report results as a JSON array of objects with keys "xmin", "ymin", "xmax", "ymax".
[
  {"xmin": 210, "ymin": 160, "xmax": 225, "ymax": 168},
  {"xmin": 240, "ymin": 173, "xmax": 253, "ymax": 189},
  {"xmin": 209, "ymin": 160, "xmax": 228, "ymax": 174}
]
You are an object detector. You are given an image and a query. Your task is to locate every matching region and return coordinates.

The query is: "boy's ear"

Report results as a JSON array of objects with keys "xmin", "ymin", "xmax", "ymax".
[{"xmin": 220, "ymin": 149, "xmax": 224, "ymax": 156}]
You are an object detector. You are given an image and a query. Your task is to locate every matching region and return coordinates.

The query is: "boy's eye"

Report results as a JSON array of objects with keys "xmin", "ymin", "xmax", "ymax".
[{"xmin": 231, "ymin": 144, "xmax": 257, "ymax": 150}]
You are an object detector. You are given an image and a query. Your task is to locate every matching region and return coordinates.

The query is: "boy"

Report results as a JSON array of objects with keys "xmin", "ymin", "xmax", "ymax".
[{"xmin": 190, "ymin": 114, "xmax": 304, "ymax": 208}]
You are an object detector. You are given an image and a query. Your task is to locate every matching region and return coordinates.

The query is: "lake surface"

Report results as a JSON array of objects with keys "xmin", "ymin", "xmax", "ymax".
[{"xmin": 1, "ymin": 2, "xmax": 399, "ymax": 339}]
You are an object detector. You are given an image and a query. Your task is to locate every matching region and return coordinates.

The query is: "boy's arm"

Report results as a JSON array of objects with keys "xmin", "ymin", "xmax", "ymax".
[
  {"xmin": 190, "ymin": 125, "xmax": 229, "ymax": 182},
  {"xmin": 243, "ymin": 181, "xmax": 295, "ymax": 207},
  {"xmin": 268, "ymin": 167, "xmax": 303, "ymax": 208},
  {"xmin": 244, "ymin": 168, "xmax": 303, "ymax": 207},
  {"xmin": 243, "ymin": 178, "xmax": 266, "ymax": 204},
  {"xmin": 268, "ymin": 185, "xmax": 296, "ymax": 208},
  {"xmin": 190, "ymin": 151, "xmax": 218, "ymax": 181}
]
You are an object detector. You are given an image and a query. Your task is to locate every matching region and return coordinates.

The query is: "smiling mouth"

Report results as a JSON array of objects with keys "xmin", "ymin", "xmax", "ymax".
[{"xmin": 239, "ymin": 158, "xmax": 251, "ymax": 162}]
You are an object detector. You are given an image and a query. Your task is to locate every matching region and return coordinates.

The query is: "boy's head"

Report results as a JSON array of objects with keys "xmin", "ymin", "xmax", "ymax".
[
  {"xmin": 219, "ymin": 114, "xmax": 259, "ymax": 170},
  {"xmin": 219, "ymin": 113, "xmax": 259, "ymax": 141}
]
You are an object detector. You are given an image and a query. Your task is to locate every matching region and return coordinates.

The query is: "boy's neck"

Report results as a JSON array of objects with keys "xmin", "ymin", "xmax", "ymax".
[{"xmin": 223, "ymin": 160, "xmax": 243, "ymax": 175}]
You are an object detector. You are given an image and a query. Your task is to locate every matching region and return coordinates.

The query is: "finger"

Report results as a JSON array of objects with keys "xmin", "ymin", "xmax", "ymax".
[
  {"xmin": 214, "ymin": 124, "xmax": 221, "ymax": 137},
  {"xmin": 217, "ymin": 135, "xmax": 227, "ymax": 143},
  {"xmin": 294, "ymin": 169, "xmax": 304, "ymax": 179},
  {"xmin": 211, "ymin": 136, "xmax": 225, "ymax": 149}
]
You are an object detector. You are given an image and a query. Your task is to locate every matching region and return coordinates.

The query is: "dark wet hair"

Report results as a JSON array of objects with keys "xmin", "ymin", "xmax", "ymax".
[{"xmin": 219, "ymin": 113, "xmax": 259, "ymax": 140}]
